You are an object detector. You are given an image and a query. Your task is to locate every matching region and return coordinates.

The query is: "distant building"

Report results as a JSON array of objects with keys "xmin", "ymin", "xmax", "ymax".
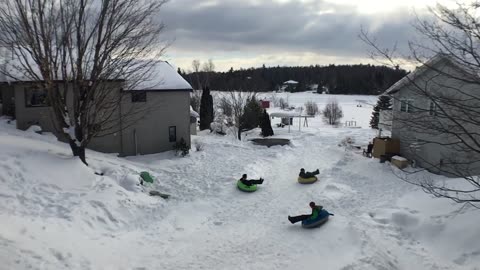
[
  {"xmin": 280, "ymin": 80, "xmax": 299, "ymax": 92},
  {"xmin": 283, "ymin": 80, "xmax": 298, "ymax": 85}
]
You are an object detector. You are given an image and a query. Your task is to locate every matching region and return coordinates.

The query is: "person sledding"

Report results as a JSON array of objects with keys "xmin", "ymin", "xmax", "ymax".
[
  {"xmin": 299, "ymin": 168, "xmax": 319, "ymax": 178},
  {"xmin": 288, "ymin": 202, "xmax": 324, "ymax": 224},
  {"xmin": 239, "ymin": 174, "xmax": 264, "ymax": 186}
]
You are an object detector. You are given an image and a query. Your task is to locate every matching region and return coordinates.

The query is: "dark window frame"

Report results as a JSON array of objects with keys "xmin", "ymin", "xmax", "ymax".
[
  {"xmin": 25, "ymin": 86, "xmax": 50, "ymax": 108},
  {"xmin": 169, "ymin": 126, "xmax": 176, "ymax": 142},
  {"xmin": 131, "ymin": 91, "xmax": 147, "ymax": 103}
]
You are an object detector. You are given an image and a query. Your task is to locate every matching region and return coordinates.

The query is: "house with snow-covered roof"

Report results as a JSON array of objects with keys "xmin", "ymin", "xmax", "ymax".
[
  {"xmin": 383, "ymin": 53, "xmax": 480, "ymax": 176},
  {"xmin": 278, "ymin": 80, "xmax": 299, "ymax": 92},
  {"xmin": 283, "ymin": 80, "xmax": 298, "ymax": 85},
  {"xmin": 0, "ymin": 61, "xmax": 193, "ymax": 156}
]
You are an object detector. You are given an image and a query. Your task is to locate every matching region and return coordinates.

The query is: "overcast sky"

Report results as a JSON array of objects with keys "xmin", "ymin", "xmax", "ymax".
[{"xmin": 159, "ymin": 0, "xmax": 445, "ymax": 71}]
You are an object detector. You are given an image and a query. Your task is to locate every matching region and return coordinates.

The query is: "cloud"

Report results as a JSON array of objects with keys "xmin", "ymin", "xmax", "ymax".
[{"xmin": 158, "ymin": 0, "xmax": 426, "ymax": 71}]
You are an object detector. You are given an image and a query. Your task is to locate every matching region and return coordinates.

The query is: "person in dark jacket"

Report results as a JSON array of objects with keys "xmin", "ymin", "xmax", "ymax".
[
  {"xmin": 363, "ymin": 140, "xmax": 374, "ymax": 157},
  {"xmin": 239, "ymin": 174, "xmax": 264, "ymax": 186},
  {"xmin": 288, "ymin": 202, "xmax": 323, "ymax": 224},
  {"xmin": 299, "ymin": 168, "xmax": 319, "ymax": 178}
]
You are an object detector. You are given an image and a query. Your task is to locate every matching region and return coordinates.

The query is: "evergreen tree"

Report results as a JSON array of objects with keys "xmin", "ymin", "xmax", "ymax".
[
  {"xmin": 183, "ymin": 64, "xmax": 406, "ymax": 94},
  {"xmin": 296, "ymin": 81, "xmax": 307, "ymax": 92},
  {"xmin": 370, "ymin": 95, "xmax": 392, "ymax": 129},
  {"xmin": 238, "ymin": 96, "xmax": 263, "ymax": 139},
  {"xmin": 199, "ymin": 86, "xmax": 214, "ymax": 130},
  {"xmin": 260, "ymin": 110, "xmax": 274, "ymax": 137}
]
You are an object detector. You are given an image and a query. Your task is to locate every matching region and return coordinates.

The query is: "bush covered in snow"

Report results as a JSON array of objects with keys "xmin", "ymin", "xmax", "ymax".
[
  {"xmin": 173, "ymin": 138, "xmax": 189, "ymax": 157},
  {"xmin": 193, "ymin": 140, "xmax": 204, "ymax": 151},
  {"xmin": 210, "ymin": 120, "xmax": 228, "ymax": 135},
  {"xmin": 278, "ymin": 97, "xmax": 289, "ymax": 110}
]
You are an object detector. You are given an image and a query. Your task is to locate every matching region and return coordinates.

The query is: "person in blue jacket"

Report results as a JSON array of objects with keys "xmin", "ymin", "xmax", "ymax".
[{"xmin": 288, "ymin": 202, "xmax": 323, "ymax": 224}]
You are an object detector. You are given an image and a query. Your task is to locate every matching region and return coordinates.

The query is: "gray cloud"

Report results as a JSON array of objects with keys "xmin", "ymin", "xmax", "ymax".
[{"xmin": 159, "ymin": 0, "xmax": 420, "ymax": 68}]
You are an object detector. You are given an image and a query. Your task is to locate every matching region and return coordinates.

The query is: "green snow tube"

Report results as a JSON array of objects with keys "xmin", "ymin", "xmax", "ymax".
[
  {"xmin": 237, "ymin": 180, "xmax": 258, "ymax": 192},
  {"xmin": 140, "ymin": 171, "xmax": 155, "ymax": 183},
  {"xmin": 297, "ymin": 176, "xmax": 318, "ymax": 184}
]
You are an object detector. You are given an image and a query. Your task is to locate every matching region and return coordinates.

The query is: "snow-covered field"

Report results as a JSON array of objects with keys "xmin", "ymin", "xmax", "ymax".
[{"xmin": 1, "ymin": 93, "xmax": 479, "ymax": 270}]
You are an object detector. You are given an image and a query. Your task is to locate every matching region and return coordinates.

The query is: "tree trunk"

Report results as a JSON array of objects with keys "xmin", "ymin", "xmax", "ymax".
[
  {"xmin": 69, "ymin": 140, "xmax": 88, "ymax": 166},
  {"xmin": 237, "ymin": 128, "xmax": 242, "ymax": 141}
]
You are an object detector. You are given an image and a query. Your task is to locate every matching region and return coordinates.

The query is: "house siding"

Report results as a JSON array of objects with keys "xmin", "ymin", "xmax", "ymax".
[
  {"xmin": 14, "ymin": 83, "xmax": 57, "ymax": 131},
  {"xmin": 119, "ymin": 91, "xmax": 190, "ymax": 156},
  {"xmin": 13, "ymin": 82, "xmax": 123, "ymax": 154},
  {"xmin": 10, "ymin": 82, "xmax": 190, "ymax": 156},
  {"xmin": 390, "ymin": 59, "xmax": 480, "ymax": 176},
  {"xmin": 378, "ymin": 110, "xmax": 392, "ymax": 131}
]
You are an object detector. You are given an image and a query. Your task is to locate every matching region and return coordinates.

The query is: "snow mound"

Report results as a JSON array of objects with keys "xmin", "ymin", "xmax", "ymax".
[
  {"xmin": 26, "ymin": 124, "xmax": 42, "ymax": 133},
  {"xmin": 119, "ymin": 174, "xmax": 142, "ymax": 192}
]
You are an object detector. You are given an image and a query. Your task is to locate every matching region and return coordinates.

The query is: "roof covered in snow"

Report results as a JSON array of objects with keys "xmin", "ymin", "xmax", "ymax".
[
  {"xmin": 0, "ymin": 56, "xmax": 191, "ymax": 91},
  {"xmin": 130, "ymin": 61, "xmax": 192, "ymax": 91},
  {"xmin": 283, "ymin": 80, "xmax": 298, "ymax": 85},
  {"xmin": 384, "ymin": 54, "xmax": 477, "ymax": 95}
]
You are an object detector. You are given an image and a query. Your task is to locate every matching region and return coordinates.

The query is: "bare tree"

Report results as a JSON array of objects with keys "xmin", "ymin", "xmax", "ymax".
[
  {"xmin": 192, "ymin": 59, "xmax": 201, "ymax": 90},
  {"xmin": 0, "ymin": 0, "xmax": 168, "ymax": 165},
  {"xmin": 322, "ymin": 99, "xmax": 343, "ymax": 125},
  {"xmin": 304, "ymin": 101, "xmax": 319, "ymax": 116},
  {"xmin": 219, "ymin": 91, "xmax": 256, "ymax": 140},
  {"xmin": 202, "ymin": 59, "xmax": 215, "ymax": 88},
  {"xmin": 217, "ymin": 96, "xmax": 233, "ymax": 118},
  {"xmin": 360, "ymin": 2, "xmax": 480, "ymax": 206},
  {"xmin": 190, "ymin": 89, "xmax": 202, "ymax": 113}
]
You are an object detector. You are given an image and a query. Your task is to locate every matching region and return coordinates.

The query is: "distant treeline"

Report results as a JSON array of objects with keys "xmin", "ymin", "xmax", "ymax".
[{"xmin": 178, "ymin": 64, "xmax": 407, "ymax": 95}]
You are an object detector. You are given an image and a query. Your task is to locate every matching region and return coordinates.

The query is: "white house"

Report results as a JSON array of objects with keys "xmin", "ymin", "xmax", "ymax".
[{"xmin": 384, "ymin": 54, "xmax": 480, "ymax": 176}]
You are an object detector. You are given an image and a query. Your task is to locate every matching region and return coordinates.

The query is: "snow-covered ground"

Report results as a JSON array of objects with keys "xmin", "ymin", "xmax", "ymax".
[{"xmin": 1, "ymin": 93, "xmax": 479, "ymax": 270}]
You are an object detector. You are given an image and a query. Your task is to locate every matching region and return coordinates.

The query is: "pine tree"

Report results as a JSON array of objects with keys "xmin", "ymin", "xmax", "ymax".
[
  {"xmin": 370, "ymin": 95, "xmax": 392, "ymax": 129},
  {"xmin": 260, "ymin": 110, "xmax": 274, "ymax": 137},
  {"xmin": 238, "ymin": 96, "xmax": 263, "ymax": 139},
  {"xmin": 200, "ymin": 86, "xmax": 214, "ymax": 130}
]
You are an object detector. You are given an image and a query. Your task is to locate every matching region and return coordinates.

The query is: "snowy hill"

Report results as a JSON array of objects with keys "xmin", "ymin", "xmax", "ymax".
[{"xmin": 1, "ymin": 93, "xmax": 479, "ymax": 270}]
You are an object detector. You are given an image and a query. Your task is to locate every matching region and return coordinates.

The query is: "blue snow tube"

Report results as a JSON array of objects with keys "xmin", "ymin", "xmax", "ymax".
[{"xmin": 301, "ymin": 209, "xmax": 331, "ymax": 228}]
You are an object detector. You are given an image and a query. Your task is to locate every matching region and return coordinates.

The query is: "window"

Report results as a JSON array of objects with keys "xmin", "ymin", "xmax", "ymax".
[
  {"xmin": 131, "ymin": 91, "xmax": 146, "ymax": 102},
  {"xmin": 25, "ymin": 86, "xmax": 49, "ymax": 107},
  {"xmin": 429, "ymin": 101, "xmax": 437, "ymax": 116},
  {"xmin": 169, "ymin": 126, "xmax": 176, "ymax": 142},
  {"xmin": 400, "ymin": 99, "xmax": 413, "ymax": 113}
]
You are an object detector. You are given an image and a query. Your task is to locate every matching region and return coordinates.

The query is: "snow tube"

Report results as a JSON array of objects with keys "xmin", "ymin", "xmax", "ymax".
[
  {"xmin": 140, "ymin": 171, "xmax": 154, "ymax": 183},
  {"xmin": 301, "ymin": 210, "xmax": 330, "ymax": 228},
  {"xmin": 297, "ymin": 176, "xmax": 318, "ymax": 184},
  {"xmin": 237, "ymin": 180, "xmax": 257, "ymax": 192}
]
